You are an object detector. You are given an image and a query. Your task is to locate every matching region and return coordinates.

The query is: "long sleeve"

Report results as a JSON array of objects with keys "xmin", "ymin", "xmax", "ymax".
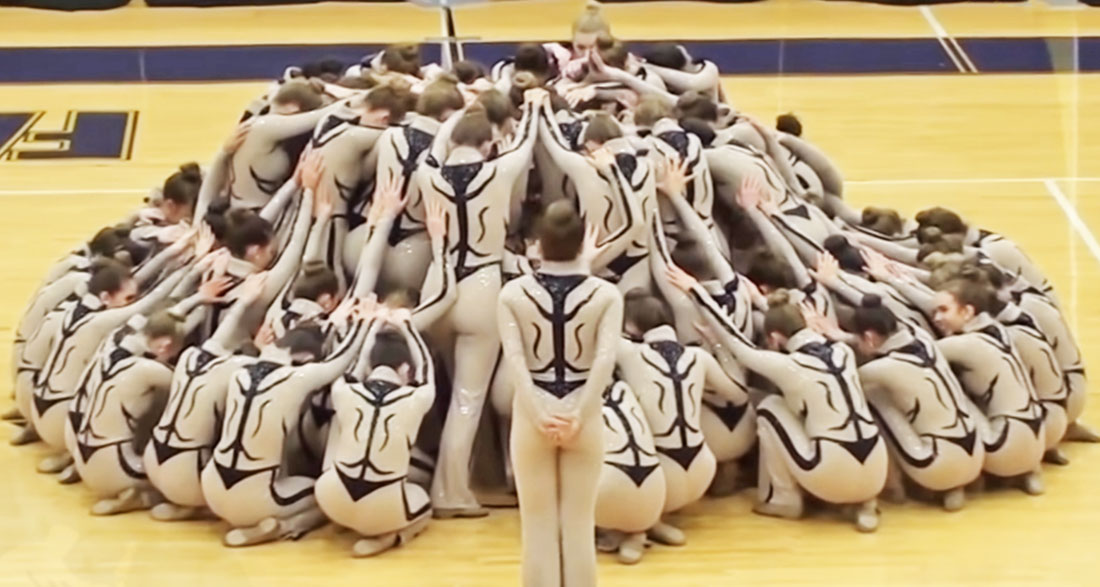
[
  {"xmin": 399, "ymin": 318, "xmax": 434, "ymax": 387},
  {"xmin": 255, "ymin": 105, "xmax": 339, "ymax": 143},
  {"xmin": 576, "ymin": 288, "xmax": 623, "ymax": 413},
  {"xmin": 604, "ymin": 69, "xmax": 677, "ymax": 108},
  {"xmin": 847, "ymin": 231, "xmax": 921, "ymax": 265},
  {"xmin": 194, "ymin": 150, "xmax": 231, "ymax": 222},
  {"xmin": 349, "ymin": 317, "xmax": 385, "ymax": 380},
  {"xmin": 411, "ymin": 234, "xmax": 457, "ymax": 332},
  {"xmin": 877, "ymin": 274, "xmax": 938, "ymax": 316},
  {"xmin": 166, "ymin": 291, "xmax": 208, "ymax": 322},
  {"xmin": 818, "ymin": 271, "xmax": 871, "ymax": 308},
  {"xmin": 663, "ymin": 189, "xmax": 735, "ymax": 283},
  {"xmin": 259, "ymin": 177, "xmax": 301, "ymax": 223},
  {"xmin": 98, "ymin": 268, "xmax": 189, "ymax": 331},
  {"xmin": 686, "ymin": 281, "xmax": 801, "ymax": 387},
  {"xmin": 258, "ymin": 188, "xmax": 315, "ymax": 307},
  {"xmin": 780, "ymin": 134, "xmax": 844, "ymax": 199},
  {"xmin": 648, "ymin": 217, "xmax": 704, "ymax": 342},
  {"xmin": 494, "ymin": 100, "xmax": 539, "ymax": 181},
  {"xmin": 756, "ymin": 131, "xmax": 802, "ymax": 194},
  {"xmin": 132, "ymin": 240, "xmax": 189, "ymax": 287},
  {"xmin": 745, "ymin": 206, "xmax": 812, "ymax": 287},
  {"xmin": 299, "ymin": 318, "xmax": 369, "ymax": 384},
  {"xmin": 647, "ymin": 61, "xmax": 720, "ymax": 96},
  {"xmin": 698, "ymin": 347, "xmax": 749, "ymax": 404},
  {"xmin": 169, "ymin": 258, "xmax": 217, "ymax": 300},
  {"xmin": 350, "ymin": 210, "xmax": 399, "ymax": 298},
  {"xmin": 302, "ymin": 214, "xmax": 332, "ymax": 266}
]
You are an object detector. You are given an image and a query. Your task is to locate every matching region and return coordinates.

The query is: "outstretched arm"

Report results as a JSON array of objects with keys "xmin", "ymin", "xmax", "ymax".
[
  {"xmin": 861, "ymin": 249, "xmax": 938, "ymax": 315},
  {"xmin": 740, "ymin": 187, "xmax": 812, "ymax": 287},
  {"xmin": 99, "ymin": 267, "xmax": 190, "ymax": 330},
  {"xmin": 132, "ymin": 229, "xmax": 193, "ymax": 287},
  {"xmin": 494, "ymin": 92, "xmax": 541, "ymax": 181},
  {"xmin": 657, "ymin": 156, "xmax": 735, "ymax": 283},
  {"xmin": 194, "ymin": 150, "xmax": 231, "ymax": 222},
  {"xmin": 669, "ymin": 264, "xmax": 802, "ymax": 387},
  {"xmin": 301, "ymin": 181, "xmax": 335, "ymax": 266},
  {"xmin": 411, "ymin": 198, "xmax": 457, "ymax": 332},
  {"xmin": 255, "ymin": 164, "xmax": 319, "ymax": 308},
  {"xmin": 846, "ymin": 230, "xmax": 921, "ymax": 265},
  {"xmin": 350, "ymin": 174, "xmax": 406, "ymax": 298},
  {"xmin": 648, "ymin": 215, "xmax": 705, "ymax": 341},
  {"xmin": 259, "ymin": 177, "xmax": 301, "ymax": 223},
  {"xmin": 299, "ymin": 316, "xmax": 370, "ymax": 384},
  {"xmin": 397, "ymin": 315, "xmax": 434, "ymax": 387},
  {"xmin": 645, "ymin": 61, "xmax": 720, "ymax": 96},
  {"xmin": 203, "ymin": 272, "xmax": 268, "ymax": 354},
  {"xmin": 698, "ymin": 347, "xmax": 750, "ymax": 404},
  {"xmin": 779, "ymin": 134, "xmax": 844, "ymax": 200}
]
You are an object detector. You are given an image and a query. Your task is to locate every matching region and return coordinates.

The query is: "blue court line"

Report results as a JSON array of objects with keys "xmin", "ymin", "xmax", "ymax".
[{"xmin": 0, "ymin": 37, "xmax": 1095, "ymax": 83}]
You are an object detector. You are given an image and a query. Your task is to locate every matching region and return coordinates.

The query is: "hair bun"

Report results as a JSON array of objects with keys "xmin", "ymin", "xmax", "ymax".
[
  {"xmin": 512, "ymin": 71, "xmax": 538, "ymax": 91},
  {"xmin": 775, "ymin": 113, "xmax": 802, "ymax": 137},
  {"xmin": 766, "ymin": 289, "xmax": 791, "ymax": 308},
  {"xmin": 860, "ymin": 294, "xmax": 883, "ymax": 309},
  {"xmin": 179, "ymin": 162, "xmax": 202, "ymax": 180},
  {"xmin": 584, "ymin": 0, "xmax": 602, "ymax": 14}
]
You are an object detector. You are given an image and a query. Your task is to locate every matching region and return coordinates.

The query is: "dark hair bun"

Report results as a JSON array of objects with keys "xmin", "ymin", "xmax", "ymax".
[
  {"xmin": 776, "ymin": 113, "xmax": 802, "ymax": 137},
  {"xmin": 860, "ymin": 294, "xmax": 883, "ymax": 309},
  {"xmin": 179, "ymin": 162, "xmax": 202, "ymax": 180}
]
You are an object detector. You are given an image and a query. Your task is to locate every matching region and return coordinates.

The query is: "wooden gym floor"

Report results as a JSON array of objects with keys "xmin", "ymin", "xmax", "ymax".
[{"xmin": 0, "ymin": 1, "xmax": 1098, "ymax": 585}]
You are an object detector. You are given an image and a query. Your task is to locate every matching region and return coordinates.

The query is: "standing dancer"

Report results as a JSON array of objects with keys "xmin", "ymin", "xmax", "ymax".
[{"xmin": 498, "ymin": 201, "xmax": 623, "ymax": 586}]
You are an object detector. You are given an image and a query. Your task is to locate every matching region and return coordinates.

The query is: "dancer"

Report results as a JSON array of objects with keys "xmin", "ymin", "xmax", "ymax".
[
  {"xmin": 595, "ymin": 380, "xmax": 665, "ymax": 565},
  {"xmin": 200, "ymin": 304, "xmax": 370, "ymax": 547},
  {"xmin": 616, "ymin": 289, "xmax": 748, "ymax": 543},
  {"xmin": 144, "ymin": 273, "xmax": 268, "ymax": 521},
  {"xmin": 419, "ymin": 88, "xmax": 542, "ymax": 517},
  {"xmin": 668, "ymin": 266, "xmax": 887, "ymax": 532},
  {"xmin": 803, "ymin": 297, "xmax": 983, "ymax": 511},
  {"xmin": 315, "ymin": 310, "xmax": 437, "ymax": 557},
  {"xmin": 498, "ymin": 200, "xmax": 622, "ymax": 587},
  {"xmin": 930, "ymin": 278, "xmax": 1046, "ymax": 494}
]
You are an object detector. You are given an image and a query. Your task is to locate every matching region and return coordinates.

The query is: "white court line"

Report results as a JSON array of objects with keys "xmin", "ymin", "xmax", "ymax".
[
  {"xmin": 1044, "ymin": 179, "xmax": 1100, "ymax": 264},
  {"xmin": 847, "ymin": 177, "xmax": 1100, "ymax": 186},
  {"xmin": 919, "ymin": 6, "xmax": 977, "ymax": 73},
  {"xmin": 0, "ymin": 188, "xmax": 147, "ymax": 196}
]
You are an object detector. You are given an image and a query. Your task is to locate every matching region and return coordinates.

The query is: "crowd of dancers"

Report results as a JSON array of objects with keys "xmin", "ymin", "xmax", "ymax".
[{"xmin": 6, "ymin": 2, "xmax": 1095, "ymax": 584}]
